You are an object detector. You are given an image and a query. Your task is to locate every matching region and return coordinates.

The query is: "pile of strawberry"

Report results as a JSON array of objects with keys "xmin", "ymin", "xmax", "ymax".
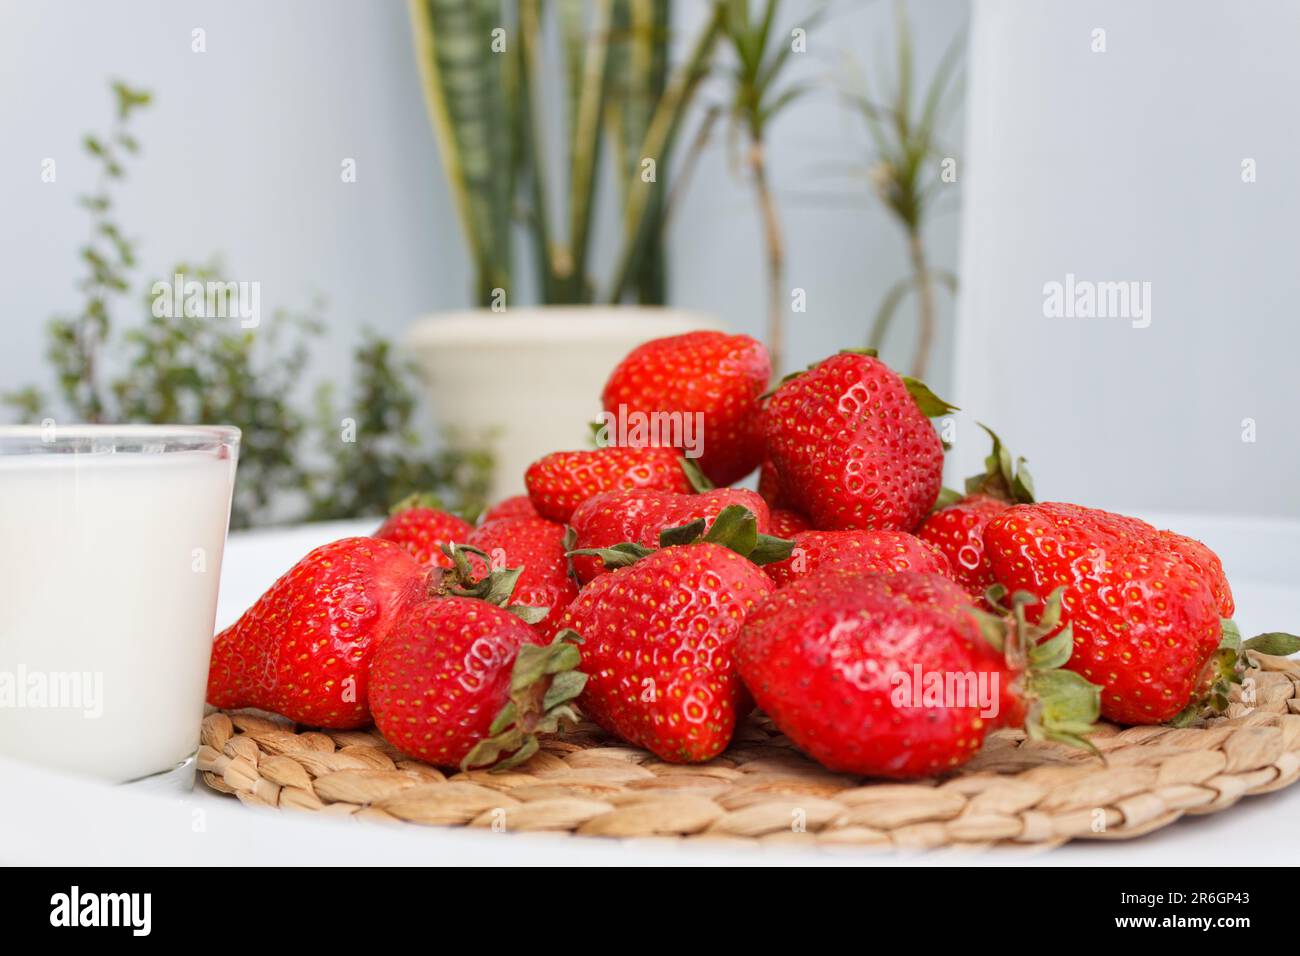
[{"xmin": 206, "ymin": 331, "xmax": 1298, "ymax": 781}]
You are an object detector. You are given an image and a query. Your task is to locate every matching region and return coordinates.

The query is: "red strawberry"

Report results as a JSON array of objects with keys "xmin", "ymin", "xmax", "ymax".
[
  {"xmin": 763, "ymin": 350, "xmax": 949, "ymax": 532},
  {"xmin": 1160, "ymin": 531, "xmax": 1234, "ymax": 618},
  {"xmin": 466, "ymin": 516, "xmax": 579, "ymax": 639},
  {"xmin": 559, "ymin": 512, "xmax": 777, "ymax": 762},
  {"xmin": 374, "ymin": 493, "xmax": 474, "ymax": 568},
  {"xmin": 480, "ymin": 495, "xmax": 538, "ymax": 524},
  {"xmin": 769, "ymin": 508, "xmax": 812, "ymax": 538},
  {"xmin": 206, "ymin": 537, "xmax": 429, "ymax": 728},
  {"xmin": 918, "ymin": 496, "xmax": 1009, "ymax": 598},
  {"xmin": 764, "ymin": 529, "xmax": 952, "ymax": 588},
  {"xmin": 983, "ymin": 502, "xmax": 1234, "ymax": 724},
  {"xmin": 601, "ymin": 330, "xmax": 770, "ymax": 485},
  {"xmin": 369, "ymin": 602, "xmax": 584, "ymax": 769},
  {"xmin": 569, "ymin": 487, "xmax": 772, "ymax": 583},
  {"xmin": 919, "ymin": 426, "xmax": 1035, "ymax": 600},
  {"xmin": 737, "ymin": 571, "xmax": 1099, "ymax": 778},
  {"xmin": 525, "ymin": 445, "xmax": 693, "ymax": 523},
  {"xmin": 758, "ymin": 459, "xmax": 794, "ymax": 510}
]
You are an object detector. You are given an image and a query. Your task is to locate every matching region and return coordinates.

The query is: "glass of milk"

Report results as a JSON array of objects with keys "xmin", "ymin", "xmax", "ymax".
[{"xmin": 0, "ymin": 424, "xmax": 239, "ymax": 787}]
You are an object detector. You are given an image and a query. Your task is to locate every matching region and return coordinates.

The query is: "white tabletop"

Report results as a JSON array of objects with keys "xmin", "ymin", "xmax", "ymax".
[{"xmin": 3, "ymin": 513, "xmax": 1297, "ymax": 866}]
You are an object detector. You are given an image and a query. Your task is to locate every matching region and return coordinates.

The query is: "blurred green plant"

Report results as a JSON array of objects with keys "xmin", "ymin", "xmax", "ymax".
[
  {"xmin": 111, "ymin": 259, "xmax": 322, "ymax": 527},
  {"xmin": 844, "ymin": 0, "xmax": 962, "ymax": 379},
  {"xmin": 718, "ymin": 0, "xmax": 825, "ymax": 374},
  {"xmin": 407, "ymin": 0, "xmax": 724, "ymax": 307},
  {"xmin": 4, "ymin": 82, "xmax": 489, "ymax": 529},
  {"xmin": 307, "ymin": 332, "xmax": 491, "ymax": 523},
  {"xmin": 15, "ymin": 81, "xmax": 153, "ymax": 423}
]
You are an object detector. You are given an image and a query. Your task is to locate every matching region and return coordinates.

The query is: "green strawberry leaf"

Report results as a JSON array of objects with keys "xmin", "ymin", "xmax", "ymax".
[
  {"xmin": 1010, "ymin": 588, "xmax": 1102, "ymax": 754},
  {"xmin": 463, "ymin": 630, "xmax": 586, "ymax": 772},
  {"xmin": 567, "ymin": 542, "xmax": 655, "ymax": 569},
  {"xmin": 479, "ymin": 567, "xmax": 520, "ymax": 606},
  {"xmin": 577, "ymin": 507, "xmax": 793, "ymax": 569},
  {"xmin": 1168, "ymin": 700, "xmax": 1204, "ymax": 728},
  {"xmin": 1024, "ymin": 669, "xmax": 1101, "ymax": 756},
  {"xmin": 1243, "ymin": 632, "xmax": 1300, "ymax": 656},
  {"xmin": 660, "ymin": 518, "xmax": 707, "ymax": 547},
  {"xmin": 749, "ymin": 533, "xmax": 795, "ymax": 566},
  {"xmin": 1027, "ymin": 625, "xmax": 1074, "ymax": 671},
  {"xmin": 930, "ymin": 486, "xmax": 963, "ymax": 512},
  {"xmin": 678, "ymin": 457, "xmax": 714, "ymax": 493},
  {"xmin": 543, "ymin": 669, "xmax": 587, "ymax": 711},
  {"xmin": 490, "ymin": 734, "xmax": 538, "ymax": 772},
  {"xmin": 1218, "ymin": 618, "xmax": 1242, "ymax": 653},
  {"xmin": 702, "ymin": 504, "xmax": 758, "ymax": 555},
  {"xmin": 901, "ymin": 376, "xmax": 960, "ymax": 418},
  {"xmin": 506, "ymin": 604, "xmax": 550, "ymax": 625},
  {"xmin": 964, "ymin": 423, "xmax": 1035, "ymax": 504},
  {"xmin": 1185, "ymin": 618, "xmax": 1290, "ymax": 723},
  {"xmin": 488, "ymin": 702, "xmax": 518, "ymax": 736},
  {"xmin": 436, "ymin": 543, "xmax": 549, "ymax": 622},
  {"xmin": 966, "ymin": 606, "xmax": 1007, "ymax": 654}
]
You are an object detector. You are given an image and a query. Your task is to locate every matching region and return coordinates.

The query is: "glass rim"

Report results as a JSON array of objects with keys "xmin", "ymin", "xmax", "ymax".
[{"xmin": 0, "ymin": 423, "xmax": 241, "ymax": 449}]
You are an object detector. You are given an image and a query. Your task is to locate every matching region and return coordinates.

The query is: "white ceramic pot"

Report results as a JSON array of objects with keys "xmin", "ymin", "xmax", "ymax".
[{"xmin": 405, "ymin": 307, "xmax": 722, "ymax": 502}]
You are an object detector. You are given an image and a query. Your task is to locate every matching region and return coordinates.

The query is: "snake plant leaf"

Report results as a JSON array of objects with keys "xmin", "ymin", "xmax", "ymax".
[
  {"xmin": 407, "ymin": 0, "xmax": 514, "ymax": 304},
  {"xmin": 608, "ymin": 0, "xmax": 670, "ymax": 302},
  {"xmin": 607, "ymin": 1, "xmax": 726, "ymax": 302},
  {"xmin": 565, "ymin": 0, "xmax": 616, "ymax": 302},
  {"xmin": 517, "ymin": 0, "xmax": 558, "ymax": 300}
]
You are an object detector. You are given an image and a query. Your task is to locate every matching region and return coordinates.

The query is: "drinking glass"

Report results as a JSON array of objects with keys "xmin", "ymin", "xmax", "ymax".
[{"xmin": 0, "ymin": 424, "xmax": 239, "ymax": 788}]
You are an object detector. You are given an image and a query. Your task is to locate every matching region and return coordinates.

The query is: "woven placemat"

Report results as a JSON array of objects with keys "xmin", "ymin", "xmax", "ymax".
[{"xmin": 197, "ymin": 653, "xmax": 1300, "ymax": 850}]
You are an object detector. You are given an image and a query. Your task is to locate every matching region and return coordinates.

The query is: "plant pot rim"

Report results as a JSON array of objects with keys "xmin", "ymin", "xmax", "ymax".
[{"xmin": 406, "ymin": 305, "xmax": 721, "ymax": 345}]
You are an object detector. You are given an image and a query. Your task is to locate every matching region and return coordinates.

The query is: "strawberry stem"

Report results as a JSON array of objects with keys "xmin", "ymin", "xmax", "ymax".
[
  {"xmin": 568, "ymin": 506, "xmax": 795, "ymax": 570},
  {"xmin": 1177, "ymin": 619, "xmax": 1300, "ymax": 725},
  {"xmin": 679, "ymin": 457, "xmax": 714, "ymax": 493},
  {"xmin": 429, "ymin": 542, "xmax": 550, "ymax": 623},
  {"xmin": 973, "ymin": 587, "xmax": 1101, "ymax": 752},
  {"xmin": 963, "ymin": 423, "xmax": 1035, "ymax": 504},
  {"xmin": 460, "ymin": 630, "xmax": 587, "ymax": 771}
]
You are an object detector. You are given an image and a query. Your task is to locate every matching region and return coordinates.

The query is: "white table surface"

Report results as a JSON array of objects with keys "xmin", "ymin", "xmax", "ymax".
[{"xmin": 3, "ymin": 513, "xmax": 1297, "ymax": 866}]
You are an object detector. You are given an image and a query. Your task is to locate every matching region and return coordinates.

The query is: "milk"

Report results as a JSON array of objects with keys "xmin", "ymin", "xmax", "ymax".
[{"xmin": 0, "ymin": 439, "xmax": 237, "ymax": 782}]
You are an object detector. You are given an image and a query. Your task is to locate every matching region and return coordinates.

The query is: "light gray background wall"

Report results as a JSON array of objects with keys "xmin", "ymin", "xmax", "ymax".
[
  {"xmin": 953, "ymin": 0, "xmax": 1299, "ymax": 518},
  {"xmin": 0, "ymin": 0, "xmax": 965, "ymax": 399},
  {"xmin": 6, "ymin": 1, "xmax": 1289, "ymax": 519}
]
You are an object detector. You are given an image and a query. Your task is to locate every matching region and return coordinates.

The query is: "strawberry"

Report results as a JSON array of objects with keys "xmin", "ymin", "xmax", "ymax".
[
  {"xmin": 569, "ymin": 487, "xmax": 773, "ymax": 583},
  {"xmin": 764, "ymin": 529, "xmax": 952, "ymax": 588},
  {"xmin": 918, "ymin": 495, "xmax": 1012, "ymax": 598},
  {"xmin": 206, "ymin": 537, "xmax": 429, "ymax": 728},
  {"xmin": 525, "ymin": 445, "xmax": 693, "ymax": 523},
  {"xmin": 601, "ymin": 330, "xmax": 770, "ymax": 485},
  {"xmin": 919, "ymin": 425, "xmax": 1035, "ymax": 600},
  {"xmin": 763, "ymin": 350, "xmax": 950, "ymax": 532},
  {"xmin": 983, "ymin": 502, "xmax": 1237, "ymax": 724},
  {"xmin": 466, "ymin": 516, "xmax": 579, "ymax": 639},
  {"xmin": 1160, "ymin": 531, "xmax": 1235, "ymax": 618},
  {"xmin": 369, "ymin": 602, "xmax": 584, "ymax": 769},
  {"xmin": 480, "ymin": 495, "xmax": 539, "ymax": 524},
  {"xmin": 374, "ymin": 493, "xmax": 474, "ymax": 568},
  {"xmin": 758, "ymin": 459, "xmax": 794, "ymax": 511},
  {"xmin": 560, "ymin": 508, "xmax": 778, "ymax": 762},
  {"xmin": 737, "ymin": 571, "xmax": 1100, "ymax": 778},
  {"xmin": 769, "ymin": 508, "xmax": 812, "ymax": 538}
]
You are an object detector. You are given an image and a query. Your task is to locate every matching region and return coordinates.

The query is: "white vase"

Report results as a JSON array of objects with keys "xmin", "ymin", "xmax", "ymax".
[{"xmin": 405, "ymin": 306, "xmax": 722, "ymax": 503}]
